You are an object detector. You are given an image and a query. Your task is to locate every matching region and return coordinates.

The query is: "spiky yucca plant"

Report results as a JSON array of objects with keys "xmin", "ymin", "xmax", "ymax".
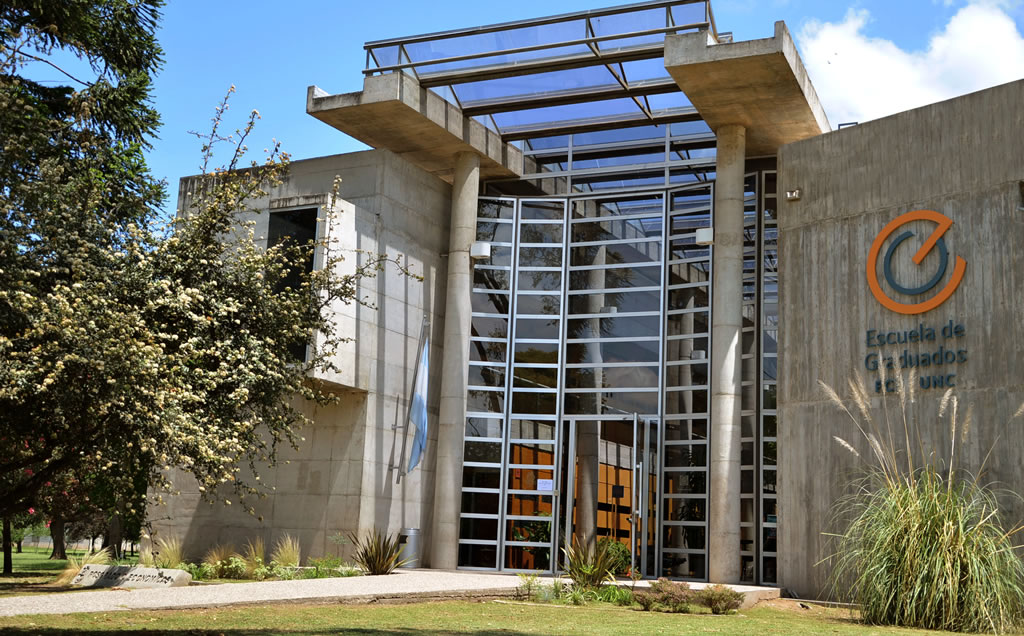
[
  {"xmin": 56, "ymin": 548, "xmax": 111, "ymax": 585},
  {"xmin": 823, "ymin": 371, "xmax": 1024, "ymax": 633},
  {"xmin": 561, "ymin": 536, "xmax": 616, "ymax": 590},
  {"xmin": 348, "ymin": 528, "xmax": 408, "ymax": 575}
]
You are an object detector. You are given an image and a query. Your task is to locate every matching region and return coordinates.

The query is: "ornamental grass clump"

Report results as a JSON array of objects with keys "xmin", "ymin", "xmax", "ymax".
[
  {"xmin": 823, "ymin": 371, "xmax": 1024, "ymax": 633},
  {"xmin": 348, "ymin": 528, "xmax": 408, "ymax": 575}
]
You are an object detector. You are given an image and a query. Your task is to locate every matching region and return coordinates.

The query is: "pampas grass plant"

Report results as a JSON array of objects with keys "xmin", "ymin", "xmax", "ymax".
[
  {"xmin": 154, "ymin": 536, "xmax": 185, "ymax": 569},
  {"xmin": 55, "ymin": 548, "xmax": 111, "ymax": 585},
  {"xmin": 823, "ymin": 369, "xmax": 1024, "ymax": 633},
  {"xmin": 271, "ymin": 534, "xmax": 301, "ymax": 567},
  {"xmin": 242, "ymin": 537, "xmax": 266, "ymax": 576}
]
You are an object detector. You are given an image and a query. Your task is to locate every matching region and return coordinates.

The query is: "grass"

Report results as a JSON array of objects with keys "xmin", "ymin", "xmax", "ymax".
[
  {"xmin": 0, "ymin": 598, "xmax": 960, "ymax": 635},
  {"xmin": 0, "ymin": 547, "xmax": 79, "ymax": 598}
]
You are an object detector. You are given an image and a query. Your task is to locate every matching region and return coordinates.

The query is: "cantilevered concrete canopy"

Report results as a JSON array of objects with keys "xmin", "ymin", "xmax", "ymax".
[
  {"xmin": 664, "ymin": 21, "xmax": 829, "ymax": 156},
  {"xmin": 307, "ymin": 73, "xmax": 523, "ymax": 183}
]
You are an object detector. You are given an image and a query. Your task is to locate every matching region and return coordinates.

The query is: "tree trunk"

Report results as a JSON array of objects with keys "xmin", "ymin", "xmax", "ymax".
[
  {"xmin": 49, "ymin": 519, "xmax": 67, "ymax": 560},
  {"xmin": 102, "ymin": 511, "xmax": 124, "ymax": 560},
  {"xmin": 16, "ymin": 539, "xmax": 22, "ymax": 554},
  {"xmin": 2, "ymin": 516, "xmax": 12, "ymax": 576}
]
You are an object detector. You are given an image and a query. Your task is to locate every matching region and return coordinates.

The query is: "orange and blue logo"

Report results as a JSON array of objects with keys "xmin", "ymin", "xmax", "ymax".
[{"xmin": 866, "ymin": 210, "xmax": 966, "ymax": 315}]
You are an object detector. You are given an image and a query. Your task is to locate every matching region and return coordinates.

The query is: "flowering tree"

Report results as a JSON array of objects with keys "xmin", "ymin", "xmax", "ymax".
[{"xmin": 0, "ymin": 0, "xmax": 408, "ymax": 570}]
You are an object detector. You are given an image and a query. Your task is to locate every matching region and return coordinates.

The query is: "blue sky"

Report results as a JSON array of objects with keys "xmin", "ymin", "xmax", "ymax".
[{"xmin": 145, "ymin": 0, "xmax": 1024, "ymax": 210}]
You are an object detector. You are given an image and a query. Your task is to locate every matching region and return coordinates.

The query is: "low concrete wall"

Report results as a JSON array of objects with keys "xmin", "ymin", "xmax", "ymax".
[{"xmin": 777, "ymin": 79, "xmax": 1024, "ymax": 598}]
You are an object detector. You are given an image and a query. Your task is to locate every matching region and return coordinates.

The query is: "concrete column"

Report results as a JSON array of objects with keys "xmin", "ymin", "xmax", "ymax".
[
  {"xmin": 430, "ymin": 151, "xmax": 480, "ymax": 569},
  {"xmin": 708, "ymin": 124, "xmax": 746, "ymax": 583}
]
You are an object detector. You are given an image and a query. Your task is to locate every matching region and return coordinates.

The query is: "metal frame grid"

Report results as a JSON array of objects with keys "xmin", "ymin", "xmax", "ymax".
[{"xmin": 759, "ymin": 170, "xmax": 779, "ymax": 585}]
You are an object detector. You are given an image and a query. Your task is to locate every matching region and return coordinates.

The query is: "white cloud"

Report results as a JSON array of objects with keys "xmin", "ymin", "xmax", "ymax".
[{"xmin": 797, "ymin": 2, "xmax": 1024, "ymax": 126}]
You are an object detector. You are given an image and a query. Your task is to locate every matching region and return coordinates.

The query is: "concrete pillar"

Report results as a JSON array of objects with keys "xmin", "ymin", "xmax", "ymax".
[
  {"xmin": 430, "ymin": 151, "xmax": 480, "ymax": 569},
  {"xmin": 708, "ymin": 124, "xmax": 746, "ymax": 583}
]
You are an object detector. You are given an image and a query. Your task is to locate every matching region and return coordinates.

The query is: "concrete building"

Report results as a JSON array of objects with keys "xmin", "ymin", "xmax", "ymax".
[{"xmin": 153, "ymin": 0, "xmax": 1024, "ymax": 598}]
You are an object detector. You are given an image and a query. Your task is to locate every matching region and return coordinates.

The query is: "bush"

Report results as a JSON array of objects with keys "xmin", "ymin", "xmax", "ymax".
[
  {"xmin": 595, "ymin": 584, "xmax": 634, "ymax": 606},
  {"xmin": 634, "ymin": 589, "xmax": 658, "ymax": 611},
  {"xmin": 242, "ymin": 537, "xmax": 266, "ymax": 578},
  {"xmin": 597, "ymin": 537, "xmax": 631, "ymax": 576},
  {"xmin": 348, "ymin": 528, "xmax": 408, "ymax": 575},
  {"xmin": 204, "ymin": 544, "xmax": 242, "ymax": 579},
  {"xmin": 632, "ymin": 578, "xmax": 693, "ymax": 613},
  {"xmin": 694, "ymin": 584, "xmax": 742, "ymax": 615},
  {"xmin": 562, "ymin": 536, "xmax": 616, "ymax": 590},
  {"xmin": 516, "ymin": 572, "xmax": 541, "ymax": 600},
  {"xmin": 182, "ymin": 562, "xmax": 216, "ymax": 581},
  {"xmin": 824, "ymin": 378, "xmax": 1024, "ymax": 633}
]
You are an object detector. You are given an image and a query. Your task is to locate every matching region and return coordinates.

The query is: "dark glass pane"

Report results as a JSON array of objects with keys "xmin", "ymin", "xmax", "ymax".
[
  {"xmin": 521, "ymin": 201, "xmax": 563, "ymax": 221},
  {"xmin": 520, "ymin": 223, "xmax": 563, "ymax": 244},
  {"xmin": 763, "ymin": 415, "xmax": 777, "ymax": 438},
  {"xmin": 471, "ymin": 291, "xmax": 511, "ymax": 315},
  {"xmin": 477, "ymin": 246, "xmax": 513, "ymax": 267},
  {"xmin": 470, "ymin": 341, "xmax": 506, "ymax": 363},
  {"xmin": 471, "ymin": 315, "xmax": 508, "ymax": 339},
  {"xmin": 461, "ymin": 491, "xmax": 499, "ymax": 515},
  {"xmin": 507, "ymin": 493, "xmax": 553, "ymax": 516},
  {"xmin": 268, "ymin": 208, "xmax": 317, "ymax": 361},
  {"xmin": 465, "ymin": 417, "xmax": 502, "ymax": 439},
  {"xmin": 570, "ymin": 242, "xmax": 660, "ymax": 266},
  {"xmin": 763, "ymin": 385, "xmax": 777, "ymax": 410},
  {"xmin": 663, "ymin": 470, "xmax": 706, "ymax": 495},
  {"xmin": 473, "ymin": 268, "xmax": 510, "ymax": 290},
  {"xmin": 661, "ymin": 552, "xmax": 704, "ymax": 579},
  {"xmin": 458, "ymin": 543, "xmax": 497, "ymax": 568},
  {"xmin": 507, "ymin": 468, "xmax": 555, "ymax": 492},
  {"xmin": 516, "ymin": 270, "xmax": 562, "ymax": 291},
  {"xmin": 514, "ymin": 318, "xmax": 560, "ymax": 340},
  {"xmin": 566, "ymin": 314, "xmax": 659, "ymax": 340},
  {"xmin": 763, "ymin": 498, "xmax": 778, "ymax": 523},
  {"xmin": 664, "ymin": 363, "xmax": 708, "ymax": 388},
  {"xmin": 664, "ymin": 444, "xmax": 706, "ymax": 468},
  {"xmin": 663, "ymin": 525, "xmax": 705, "ymax": 551},
  {"xmin": 459, "ymin": 517, "xmax": 498, "ymax": 541},
  {"xmin": 463, "ymin": 441, "xmax": 502, "ymax": 464},
  {"xmin": 476, "ymin": 221, "xmax": 514, "ymax": 243},
  {"xmin": 479, "ymin": 199, "xmax": 514, "ymax": 220},
  {"xmin": 663, "ymin": 497, "xmax": 705, "ymax": 522},
  {"xmin": 513, "ymin": 342, "xmax": 558, "ymax": 365},
  {"xmin": 462, "ymin": 466, "xmax": 501, "ymax": 489},
  {"xmin": 512, "ymin": 367, "xmax": 557, "ymax": 389},
  {"xmin": 762, "ymin": 556, "xmax": 777, "ymax": 583},
  {"xmin": 565, "ymin": 339, "xmax": 659, "ymax": 365},
  {"xmin": 763, "ymin": 441, "xmax": 777, "ymax": 466},
  {"xmin": 763, "ymin": 469, "xmax": 777, "ymax": 494},
  {"xmin": 519, "ymin": 247, "xmax": 562, "ymax": 267},
  {"xmin": 568, "ymin": 289, "xmax": 659, "ymax": 314},
  {"xmin": 510, "ymin": 390, "xmax": 557, "ymax": 415},
  {"xmin": 665, "ymin": 389, "xmax": 708, "ymax": 415},
  {"xmin": 508, "ymin": 442, "xmax": 555, "ymax": 467},
  {"xmin": 515, "ymin": 294, "xmax": 560, "ymax": 315},
  {"xmin": 569, "ymin": 265, "xmax": 661, "ymax": 290},
  {"xmin": 664, "ymin": 419, "xmax": 707, "ymax": 441},
  {"xmin": 668, "ymin": 239, "xmax": 711, "ymax": 263},
  {"xmin": 571, "ymin": 218, "xmax": 662, "ymax": 243},
  {"xmin": 505, "ymin": 546, "xmax": 550, "ymax": 571},
  {"xmin": 564, "ymin": 365, "xmax": 659, "ymax": 389},
  {"xmin": 467, "ymin": 389, "xmax": 504, "ymax": 414}
]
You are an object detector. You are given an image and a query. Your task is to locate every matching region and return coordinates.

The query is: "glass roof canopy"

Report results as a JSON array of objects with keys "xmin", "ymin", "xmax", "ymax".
[{"xmin": 363, "ymin": 0, "xmax": 728, "ymax": 194}]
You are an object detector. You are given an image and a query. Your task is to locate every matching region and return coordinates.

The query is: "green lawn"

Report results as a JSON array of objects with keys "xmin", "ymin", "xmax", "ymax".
[
  {"xmin": 0, "ymin": 599, "xmax": 957, "ymax": 635},
  {"xmin": 0, "ymin": 546, "xmax": 72, "ymax": 598}
]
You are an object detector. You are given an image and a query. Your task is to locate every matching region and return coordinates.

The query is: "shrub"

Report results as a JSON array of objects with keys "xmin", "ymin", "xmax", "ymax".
[
  {"xmin": 56, "ymin": 548, "xmax": 111, "ymax": 585},
  {"xmin": 566, "ymin": 585, "xmax": 595, "ymax": 606},
  {"xmin": 634, "ymin": 589, "xmax": 658, "ymax": 611},
  {"xmin": 182, "ymin": 562, "xmax": 216, "ymax": 581},
  {"xmin": 562, "ymin": 536, "xmax": 616, "ymax": 590},
  {"xmin": 348, "ymin": 528, "xmax": 408, "ymax": 575},
  {"xmin": 154, "ymin": 536, "xmax": 185, "ymax": 569},
  {"xmin": 271, "ymin": 534, "xmax": 301, "ymax": 568},
  {"xmin": 308, "ymin": 555, "xmax": 343, "ymax": 577},
  {"xmin": 516, "ymin": 572, "xmax": 541, "ymax": 600},
  {"xmin": 694, "ymin": 584, "xmax": 743, "ymax": 615},
  {"xmin": 597, "ymin": 537, "xmax": 631, "ymax": 576},
  {"xmin": 650, "ymin": 578, "xmax": 693, "ymax": 613},
  {"xmin": 823, "ymin": 376, "xmax": 1024, "ymax": 633},
  {"xmin": 204, "ymin": 544, "xmax": 241, "ymax": 578},
  {"xmin": 220, "ymin": 556, "xmax": 247, "ymax": 579}
]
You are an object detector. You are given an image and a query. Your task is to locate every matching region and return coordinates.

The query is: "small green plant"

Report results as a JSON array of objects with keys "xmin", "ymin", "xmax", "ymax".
[
  {"xmin": 516, "ymin": 572, "xmax": 541, "ymax": 600},
  {"xmin": 595, "ymin": 584, "xmax": 634, "ymax": 606},
  {"xmin": 542, "ymin": 577, "xmax": 568, "ymax": 602},
  {"xmin": 597, "ymin": 537, "xmax": 631, "ymax": 576},
  {"xmin": 566, "ymin": 585, "xmax": 594, "ymax": 606},
  {"xmin": 271, "ymin": 534, "xmax": 301, "ymax": 568},
  {"xmin": 220, "ymin": 556, "xmax": 247, "ymax": 579},
  {"xmin": 154, "ymin": 536, "xmax": 185, "ymax": 569},
  {"xmin": 348, "ymin": 528, "xmax": 409, "ymax": 575},
  {"xmin": 56, "ymin": 548, "xmax": 111, "ymax": 585},
  {"xmin": 634, "ymin": 589, "xmax": 658, "ymax": 611},
  {"xmin": 562, "ymin": 536, "xmax": 616, "ymax": 590},
  {"xmin": 182, "ymin": 562, "xmax": 216, "ymax": 581},
  {"xmin": 308, "ymin": 554, "xmax": 343, "ymax": 576},
  {"xmin": 204, "ymin": 543, "xmax": 241, "ymax": 578},
  {"xmin": 694, "ymin": 583, "xmax": 743, "ymax": 615}
]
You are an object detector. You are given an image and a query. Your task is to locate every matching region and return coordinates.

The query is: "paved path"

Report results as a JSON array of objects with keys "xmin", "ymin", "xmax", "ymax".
[{"xmin": 0, "ymin": 570, "xmax": 779, "ymax": 617}]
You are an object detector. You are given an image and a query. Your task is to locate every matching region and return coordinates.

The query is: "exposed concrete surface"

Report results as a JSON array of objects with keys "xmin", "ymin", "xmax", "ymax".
[
  {"xmin": 431, "ymin": 152, "xmax": 480, "ymax": 568},
  {"xmin": 665, "ymin": 22, "xmax": 829, "ymax": 155},
  {"xmin": 307, "ymin": 74, "xmax": 522, "ymax": 183},
  {"xmin": 777, "ymin": 79, "xmax": 1024, "ymax": 598},
  {"xmin": 708, "ymin": 124, "xmax": 746, "ymax": 583},
  {"xmin": 0, "ymin": 570, "xmax": 779, "ymax": 616}
]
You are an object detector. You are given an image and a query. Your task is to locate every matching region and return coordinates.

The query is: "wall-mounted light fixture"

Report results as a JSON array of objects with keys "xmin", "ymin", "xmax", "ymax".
[
  {"xmin": 785, "ymin": 189, "xmax": 802, "ymax": 201},
  {"xmin": 470, "ymin": 241, "xmax": 491, "ymax": 260},
  {"xmin": 695, "ymin": 227, "xmax": 714, "ymax": 246}
]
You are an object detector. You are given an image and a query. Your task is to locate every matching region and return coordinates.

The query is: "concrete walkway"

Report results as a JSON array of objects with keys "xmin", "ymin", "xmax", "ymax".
[{"xmin": 0, "ymin": 570, "xmax": 779, "ymax": 617}]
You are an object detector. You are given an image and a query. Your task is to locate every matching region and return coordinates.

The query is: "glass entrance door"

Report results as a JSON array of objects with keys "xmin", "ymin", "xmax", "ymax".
[{"xmin": 558, "ymin": 416, "xmax": 659, "ymax": 578}]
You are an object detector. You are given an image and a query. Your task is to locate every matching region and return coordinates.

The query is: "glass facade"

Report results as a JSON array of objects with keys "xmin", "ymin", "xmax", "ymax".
[{"xmin": 458, "ymin": 171, "xmax": 779, "ymax": 583}]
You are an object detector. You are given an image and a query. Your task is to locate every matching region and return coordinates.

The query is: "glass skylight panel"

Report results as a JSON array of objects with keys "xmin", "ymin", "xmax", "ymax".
[
  {"xmin": 492, "ymin": 98, "xmax": 640, "ymax": 129},
  {"xmin": 455, "ymin": 67, "xmax": 623, "ymax": 104},
  {"xmin": 619, "ymin": 58, "xmax": 671, "ymax": 82},
  {"xmin": 574, "ymin": 125, "xmax": 667, "ymax": 146},
  {"xmin": 648, "ymin": 92, "xmax": 693, "ymax": 110},
  {"xmin": 671, "ymin": 2, "xmax": 709, "ymax": 27}
]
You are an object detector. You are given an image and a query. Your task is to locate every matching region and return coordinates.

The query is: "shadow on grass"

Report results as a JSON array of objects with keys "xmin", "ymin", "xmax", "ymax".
[{"xmin": 0, "ymin": 626, "xmax": 544, "ymax": 630}]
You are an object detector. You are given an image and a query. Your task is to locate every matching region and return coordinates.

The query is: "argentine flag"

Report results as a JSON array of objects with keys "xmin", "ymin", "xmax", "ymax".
[{"xmin": 407, "ymin": 330, "xmax": 430, "ymax": 473}]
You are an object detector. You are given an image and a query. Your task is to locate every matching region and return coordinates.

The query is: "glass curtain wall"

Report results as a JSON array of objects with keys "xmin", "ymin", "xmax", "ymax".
[{"xmin": 458, "ymin": 174, "xmax": 779, "ymax": 584}]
